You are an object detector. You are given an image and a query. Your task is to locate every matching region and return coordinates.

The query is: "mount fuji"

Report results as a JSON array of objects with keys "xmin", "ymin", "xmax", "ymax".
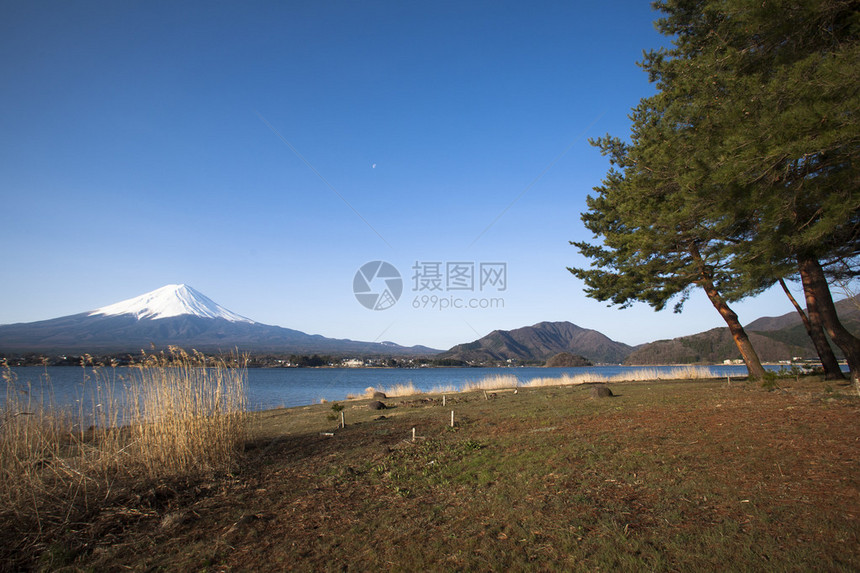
[
  {"xmin": 89, "ymin": 284, "xmax": 254, "ymax": 323},
  {"xmin": 0, "ymin": 284, "xmax": 439, "ymax": 356}
]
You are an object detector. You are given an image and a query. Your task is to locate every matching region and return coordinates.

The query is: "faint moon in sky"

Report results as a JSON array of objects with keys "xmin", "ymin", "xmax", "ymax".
[{"xmin": 371, "ymin": 163, "xmax": 377, "ymax": 169}]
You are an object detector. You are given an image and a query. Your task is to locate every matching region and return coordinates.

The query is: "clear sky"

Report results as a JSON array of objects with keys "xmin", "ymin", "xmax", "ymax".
[{"xmin": 0, "ymin": 1, "xmax": 827, "ymax": 350}]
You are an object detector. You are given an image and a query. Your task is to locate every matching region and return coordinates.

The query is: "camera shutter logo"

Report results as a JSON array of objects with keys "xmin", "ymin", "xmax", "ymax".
[{"xmin": 353, "ymin": 261, "xmax": 403, "ymax": 310}]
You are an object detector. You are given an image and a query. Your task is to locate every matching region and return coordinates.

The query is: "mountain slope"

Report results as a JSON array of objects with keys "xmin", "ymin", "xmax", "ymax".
[
  {"xmin": 439, "ymin": 321, "xmax": 635, "ymax": 364},
  {"xmin": 626, "ymin": 296, "xmax": 860, "ymax": 365},
  {"xmin": 623, "ymin": 328, "xmax": 811, "ymax": 365},
  {"xmin": 90, "ymin": 284, "xmax": 253, "ymax": 323},
  {"xmin": 0, "ymin": 285, "xmax": 438, "ymax": 356}
]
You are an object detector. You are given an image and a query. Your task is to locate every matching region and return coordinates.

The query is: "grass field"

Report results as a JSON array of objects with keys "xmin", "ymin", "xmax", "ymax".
[{"xmin": 3, "ymin": 373, "xmax": 859, "ymax": 571}]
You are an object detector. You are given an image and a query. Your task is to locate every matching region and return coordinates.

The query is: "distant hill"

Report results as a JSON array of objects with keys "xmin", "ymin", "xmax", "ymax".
[
  {"xmin": 745, "ymin": 296, "xmax": 859, "ymax": 332},
  {"xmin": 0, "ymin": 284, "xmax": 440, "ymax": 357},
  {"xmin": 623, "ymin": 328, "xmax": 811, "ymax": 365},
  {"xmin": 438, "ymin": 321, "xmax": 635, "ymax": 364},
  {"xmin": 626, "ymin": 296, "xmax": 860, "ymax": 365},
  {"xmin": 545, "ymin": 352, "xmax": 592, "ymax": 367}
]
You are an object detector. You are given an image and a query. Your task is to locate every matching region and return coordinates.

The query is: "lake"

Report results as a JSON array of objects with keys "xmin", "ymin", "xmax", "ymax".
[{"xmin": 3, "ymin": 364, "xmax": 792, "ymax": 413}]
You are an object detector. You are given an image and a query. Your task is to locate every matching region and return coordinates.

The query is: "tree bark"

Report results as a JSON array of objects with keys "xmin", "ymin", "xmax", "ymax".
[
  {"xmin": 778, "ymin": 278, "xmax": 846, "ymax": 381},
  {"xmin": 690, "ymin": 245, "xmax": 767, "ymax": 380},
  {"xmin": 797, "ymin": 256, "xmax": 860, "ymax": 389}
]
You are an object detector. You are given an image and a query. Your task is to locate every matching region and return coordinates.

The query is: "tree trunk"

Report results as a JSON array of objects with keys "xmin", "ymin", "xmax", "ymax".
[
  {"xmin": 797, "ymin": 256, "xmax": 860, "ymax": 390},
  {"xmin": 778, "ymin": 278, "xmax": 845, "ymax": 381},
  {"xmin": 690, "ymin": 245, "xmax": 767, "ymax": 380}
]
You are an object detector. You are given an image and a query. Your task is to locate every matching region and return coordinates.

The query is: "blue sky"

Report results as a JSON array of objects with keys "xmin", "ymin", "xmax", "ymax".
[{"xmin": 0, "ymin": 1, "xmax": 825, "ymax": 350}]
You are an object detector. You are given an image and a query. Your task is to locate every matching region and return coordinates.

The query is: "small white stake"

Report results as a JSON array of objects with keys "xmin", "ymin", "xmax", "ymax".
[
  {"xmin": 442, "ymin": 395, "xmax": 446, "ymax": 407},
  {"xmin": 451, "ymin": 410, "xmax": 455, "ymax": 428},
  {"xmin": 341, "ymin": 411, "xmax": 345, "ymax": 428},
  {"xmin": 412, "ymin": 427, "xmax": 416, "ymax": 442}
]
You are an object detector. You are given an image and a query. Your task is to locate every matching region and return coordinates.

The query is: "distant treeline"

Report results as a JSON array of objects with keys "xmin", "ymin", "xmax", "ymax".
[{"xmin": 0, "ymin": 352, "xmax": 473, "ymax": 368}]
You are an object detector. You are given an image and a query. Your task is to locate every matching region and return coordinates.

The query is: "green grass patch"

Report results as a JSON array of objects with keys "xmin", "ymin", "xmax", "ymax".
[{"xmin": 4, "ymin": 375, "xmax": 859, "ymax": 571}]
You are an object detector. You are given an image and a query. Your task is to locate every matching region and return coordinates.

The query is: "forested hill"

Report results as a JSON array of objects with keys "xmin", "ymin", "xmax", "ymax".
[
  {"xmin": 439, "ymin": 321, "xmax": 635, "ymax": 365},
  {"xmin": 626, "ymin": 297, "xmax": 860, "ymax": 365}
]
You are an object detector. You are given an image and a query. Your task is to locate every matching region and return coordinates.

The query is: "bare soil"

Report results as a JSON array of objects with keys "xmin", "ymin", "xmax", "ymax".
[{"xmin": 6, "ymin": 377, "xmax": 859, "ymax": 572}]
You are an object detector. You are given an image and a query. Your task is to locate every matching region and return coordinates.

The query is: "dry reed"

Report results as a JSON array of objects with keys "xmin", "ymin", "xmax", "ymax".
[
  {"xmin": 0, "ymin": 348, "xmax": 248, "ymax": 550},
  {"xmin": 123, "ymin": 348, "xmax": 248, "ymax": 477},
  {"xmin": 350, "ymin": 382, "xmax": 423, "ymax": 399},
  {"xmin": 524, "ymin": 366, "xmax": 719, "ymax": 387},
  {"xmin": 357, "ymin": 366, "xmax": 721, "ymax": 400},
  {"xmin": 459, "ymin": 374, "xmax": 520, "ymax": 392}
]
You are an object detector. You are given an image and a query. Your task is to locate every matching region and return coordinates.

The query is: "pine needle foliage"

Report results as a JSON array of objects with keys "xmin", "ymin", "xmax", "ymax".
[{"xmin": 570, "ymin": 0, "xmax": 859, "ymax": 380}]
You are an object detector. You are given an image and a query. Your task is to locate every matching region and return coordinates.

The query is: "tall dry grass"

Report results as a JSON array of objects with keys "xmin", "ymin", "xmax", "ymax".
[
  {"xmin": 124, "ymin": 348, "xmax": 248, "ymax": 477},
  {"xmin": 357, "ymin": 366, "xmax": 721, "ymax": 400},
  {"xmin": 459, "ymin": 374, "xmax": 520, "ymax": 392},
  {"xmin": 524, "ymin": 366, "xmax": 719, "ymax": 388},
  {"xmin": 1, "ymin": 364, "xmax": 67, "ymax": 532},
  {"xmin": 0, "ymin": 348, "xmax": 248, "ymax": 548},
  {"xmin": 357, "ymin": 375, "xmax": 522, "ymax": 400},
  {"xmin": 349, "ymin": 383, "xmax": 423, "ymax": 399}
]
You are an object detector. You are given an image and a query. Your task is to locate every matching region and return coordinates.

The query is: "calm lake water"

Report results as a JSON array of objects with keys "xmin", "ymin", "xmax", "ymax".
[{"xmin": 4, "ymin": 364, "xmax": 790, "ymax": 413}]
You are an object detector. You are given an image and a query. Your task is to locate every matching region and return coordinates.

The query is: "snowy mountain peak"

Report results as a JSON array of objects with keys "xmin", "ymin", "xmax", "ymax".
[{"xmin": 89, "ymin": 284, "xmax": 255, "ymax": 323}]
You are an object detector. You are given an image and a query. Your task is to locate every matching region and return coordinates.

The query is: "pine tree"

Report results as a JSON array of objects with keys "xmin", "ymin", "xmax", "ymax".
[
  {"xmin": 647, "ymin": 0, "xmax": 860, "ymax": 385},
  {"xmin": 572, "ymin": 0, "xmax": 859, "ymax": 384},
  {"xmin": 570, "ymin": 101, "xmax": 767, "ymax": 380}
]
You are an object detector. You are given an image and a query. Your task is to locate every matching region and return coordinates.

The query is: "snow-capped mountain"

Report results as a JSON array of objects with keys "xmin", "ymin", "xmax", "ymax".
[
  {"xmin": 0, "ymin": 285, "xmax": 439, "ymax": 356},
  {"xmin": 90, "ymin": 284, "xmax": 254, "ymax": 323}
]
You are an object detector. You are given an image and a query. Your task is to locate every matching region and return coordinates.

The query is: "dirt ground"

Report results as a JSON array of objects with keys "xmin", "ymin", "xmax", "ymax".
[{"xmin": 7, "ymin": 377, "xmax": 860, "ymax": 572}]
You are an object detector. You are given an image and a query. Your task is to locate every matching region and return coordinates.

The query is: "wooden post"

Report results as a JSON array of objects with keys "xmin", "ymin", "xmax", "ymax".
[
  {"xmin": 450, "ymin": 410, "xmax": 455, "ymax": 428},
  {"xmin": 412, "ymin": 427, "xmax": 416, "ymax": 442},
  {"xmin": 341, "ymin": 411, "xmax": 345, "ymax": 428},
  {"xmin": 484, "ymin": 390, "xmax": 488, "ymax": 401},
  {"xmin": 442, "ymin": 395, "xmax": 446, "ymax": 407}
]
